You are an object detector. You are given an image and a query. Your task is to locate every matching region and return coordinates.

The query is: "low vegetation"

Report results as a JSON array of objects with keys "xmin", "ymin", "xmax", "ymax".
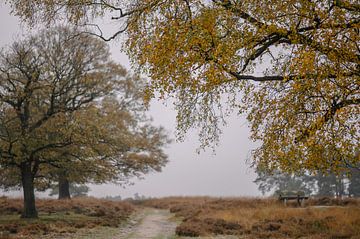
[
  {"xmin": 0, "ymin": 196, "xmax": 134, "ymax": 239},
  {"xmin": 140, "ymin": 197, "xmax": 360, "ymax": 238}
]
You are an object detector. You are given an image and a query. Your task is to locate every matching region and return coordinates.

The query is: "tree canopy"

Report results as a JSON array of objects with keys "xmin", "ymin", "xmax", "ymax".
[{"xmin": 5, "ymin": 0, "xmax": 360, "ymax": 173}]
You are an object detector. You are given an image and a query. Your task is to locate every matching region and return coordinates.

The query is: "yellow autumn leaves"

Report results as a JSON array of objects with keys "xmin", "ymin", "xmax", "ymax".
[{"xmin": 5, "ymin": 0, "xmax": 359, "ymax": 173}]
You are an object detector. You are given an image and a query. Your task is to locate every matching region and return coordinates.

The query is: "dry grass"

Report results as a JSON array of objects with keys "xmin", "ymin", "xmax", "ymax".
[
  {"xmin": 139, "ymin": 197, "xmax": 360, "ymax": 238},
  {"xmin": 0, "ymin": 196, "xmax": 134, "ymax": 239}
]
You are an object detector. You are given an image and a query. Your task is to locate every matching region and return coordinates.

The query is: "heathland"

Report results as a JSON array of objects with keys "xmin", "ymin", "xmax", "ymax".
[{"xmin": 1, "ymin": 196, "xmax": 359, "ymax": 239}]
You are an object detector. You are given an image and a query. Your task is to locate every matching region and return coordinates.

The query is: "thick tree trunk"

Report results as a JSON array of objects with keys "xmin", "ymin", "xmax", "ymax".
[
  {"xmin": 58, "ymin": 173, "xmax": 71, "ymax": 200},
  {"xmin": 21, "ymin": 163, "xmax": 38, "ymax": 218}
]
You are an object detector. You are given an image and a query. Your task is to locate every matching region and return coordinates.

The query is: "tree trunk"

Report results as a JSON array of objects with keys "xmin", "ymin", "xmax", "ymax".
[
  {"xmin": 21, "ymin": 163, "xmax": 38, "ymax": 218},
  {"xmin": 58, "ymin": 173, "xmax": 71, "ymax": 200}
]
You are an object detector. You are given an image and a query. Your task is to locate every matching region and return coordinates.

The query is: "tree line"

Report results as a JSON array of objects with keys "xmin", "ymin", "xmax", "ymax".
[{"xmin": 255, "ymin": 166, "xmax": 360, "ymax": 197}]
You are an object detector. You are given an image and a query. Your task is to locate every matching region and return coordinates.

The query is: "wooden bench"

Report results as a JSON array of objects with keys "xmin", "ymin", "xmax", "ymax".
[{"xmin": 278, "ymin": 191, "xmax": 309, "ymax": 206}]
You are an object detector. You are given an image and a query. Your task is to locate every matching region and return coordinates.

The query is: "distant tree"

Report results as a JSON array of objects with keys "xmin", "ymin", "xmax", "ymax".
[
  {"xmin": 348, "ymin": 168, "xmax": 360, "ymax": 197},
  {"xmin": 104, "ymin": 195, "xmax": 122, "ymax": 201},
  {"xmin": 316, "ymin": 172, "xmax": 336, "ymax": 197},
  {"xmin": 0, "ymin": 167, "xmax": 20, "ymax": 191},
  {"xmin": 134, "ymin": 193, "xmax": 147, "ymax": 200},
  {"xmin": 39, "ymin": 77, "xmax": 169, "ymax": 200},
  {"xmin": 70, "ymin": 185, "xmax": 90, "ymax": 197},
  {"xmin": 254, "ymin": 166, "xmax": 351, "ymax": 197},
  {"xmin": 5, "ymin": 0, "xmax": 359, "ymax": 174},
  {"xmin": 254, "ymin": 167, "xmax": 314, "ymax": 196},
  {"xmin": 0, "ymin": 27, "xmax": 169, "ymax": 218},
  {"xmin": 335, "ymin": 175, "xmax": 346, "ymax": 198},
  {"xmin": 49, "ymin": 183, "xmax": 90, "ymax": 198},
  {"xmin": 316, "ymin": 172, "xmax": 346, "ymax": 198}
]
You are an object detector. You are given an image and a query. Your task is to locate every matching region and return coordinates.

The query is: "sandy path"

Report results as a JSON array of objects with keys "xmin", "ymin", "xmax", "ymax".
[{"xmin": 115, "ymin": 208, "xmax": 178, "ymax": 239}]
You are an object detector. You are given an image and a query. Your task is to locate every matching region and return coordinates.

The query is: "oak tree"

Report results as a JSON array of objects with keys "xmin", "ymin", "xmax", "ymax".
[
  {"xmin": 6, "ymin": 0, "xmax": 359, "ymax": 173},
  {"xmin": 43, "ymin": 95, "xmax": 169, "ymax": 200},
  {"xmin": 49, "ymin": 183, "xmax": 90, "ymax": 198},
  {"xmin": 0, "ymin": 26, "xmax": 168, "ymax": 217}
]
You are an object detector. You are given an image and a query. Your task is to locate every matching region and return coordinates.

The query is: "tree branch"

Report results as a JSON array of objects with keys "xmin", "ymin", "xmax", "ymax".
[{"xmin": 296, "ymin": 97, "xmax": 360, "ymax": 142}]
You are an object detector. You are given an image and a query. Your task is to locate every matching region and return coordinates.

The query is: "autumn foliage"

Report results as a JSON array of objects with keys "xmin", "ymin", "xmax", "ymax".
[{"xmin": 5, "ymin": 0, "xmax": 359, "ymax": 173}]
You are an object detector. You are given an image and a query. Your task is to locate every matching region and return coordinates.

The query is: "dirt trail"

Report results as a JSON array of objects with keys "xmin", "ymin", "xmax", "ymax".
[
  {"xmin": 114, "ymin": 208, "xmax": 178, "ymax": 239},
  {"xmin": 56, "ymin": 208, "xmax": 238, "ymax": 239}
]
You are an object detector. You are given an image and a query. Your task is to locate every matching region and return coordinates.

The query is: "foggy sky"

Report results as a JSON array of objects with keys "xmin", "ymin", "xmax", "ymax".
[{"xmin": 0, "ymin": 3, "xmax": 261, "ymax": 198}]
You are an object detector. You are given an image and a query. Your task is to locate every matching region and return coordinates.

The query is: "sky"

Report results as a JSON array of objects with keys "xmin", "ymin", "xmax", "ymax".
[{"xmin": 0, "ymin": 3, "xmax": 261, "ymax": 198}]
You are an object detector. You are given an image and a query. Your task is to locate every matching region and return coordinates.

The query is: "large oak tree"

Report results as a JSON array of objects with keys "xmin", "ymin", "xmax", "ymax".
[
  {"xmin": 0, "ymin": 26, "xmax": 168, "ymax": 218},
  {"xmin": 5, "ymin": 0, "xmax": 359, "ymax": 173}
]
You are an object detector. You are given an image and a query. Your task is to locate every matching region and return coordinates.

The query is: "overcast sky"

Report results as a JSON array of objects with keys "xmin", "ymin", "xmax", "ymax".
[{"xmin": 0, "ymin": 3, "xmax": 261, "ymax": 198}]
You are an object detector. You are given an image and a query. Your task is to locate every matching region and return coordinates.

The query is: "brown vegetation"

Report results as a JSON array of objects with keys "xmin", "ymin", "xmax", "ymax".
[
  {"xmin": 0, "ymin": 196, "xmax": 134, "ymax": 238},
  {"xmin": 140, "ymin": 197, "xmax": 360, "ymax": 238}
]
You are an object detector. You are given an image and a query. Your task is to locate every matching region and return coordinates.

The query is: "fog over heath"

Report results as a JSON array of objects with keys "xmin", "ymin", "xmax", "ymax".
[{"xmin": 0, "ymin": 3, "xmax": 260, "ymax": 198}]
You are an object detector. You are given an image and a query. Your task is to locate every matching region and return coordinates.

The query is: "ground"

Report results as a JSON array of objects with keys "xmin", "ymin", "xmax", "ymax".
[
  {"xmin": 1, "ymin": 197, "xmax": 360, "ymax": 239},
  {"xmin": 112, "ymin": 208, "xmax": 177, "ymax": 239},
  {"xmin": 57, "ymin": 208, "xmax": 236, "ymax": 239},
  {"xmin": 139, "ymin": 197, "xmax": 360, "ymax": 239},
  {"xmin": 0, "ymin": 197, "xmax": 133, "ymax": 239}
]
